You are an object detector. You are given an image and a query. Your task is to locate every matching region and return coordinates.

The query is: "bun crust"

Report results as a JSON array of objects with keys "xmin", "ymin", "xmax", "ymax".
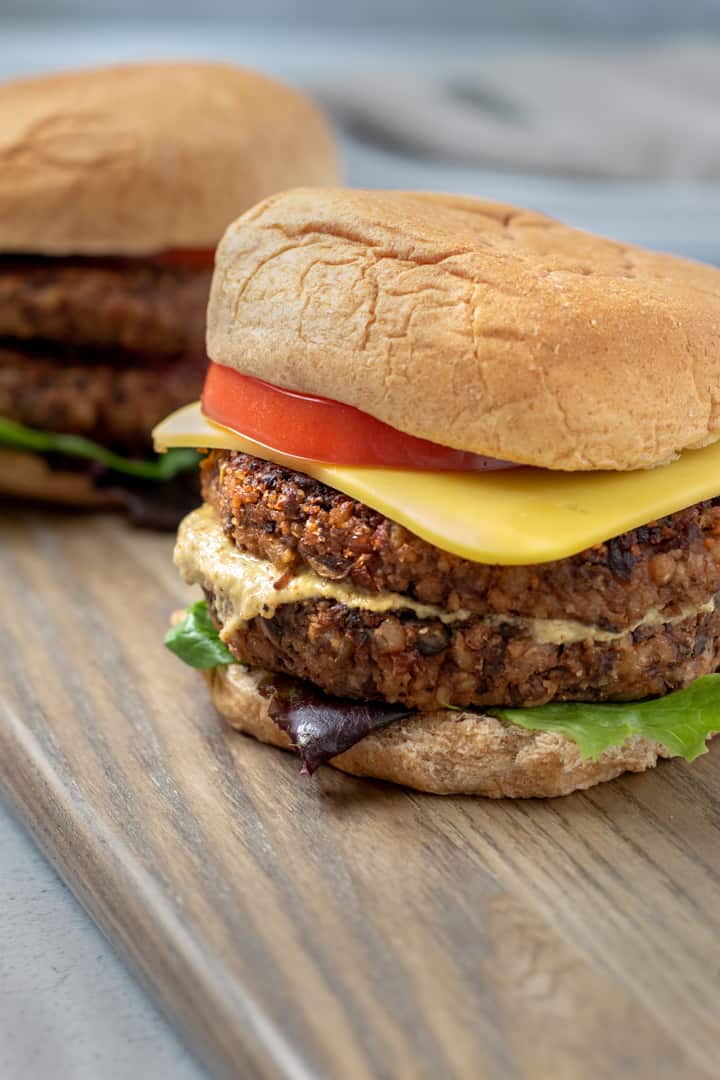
[
  {"xmin": 0, "ymin": 449, "xmax": 120, "ymax": 507},
  {"xmin": 208, "ymin": 188, "xmax": 720, "ymax": 471},
  {"xmin": 205, "ymin": 662, "xmax": 670, "ymax": 798},
  {"xmin": 0, "ymin": 64, "xmax": 340, "ymax": 256}
]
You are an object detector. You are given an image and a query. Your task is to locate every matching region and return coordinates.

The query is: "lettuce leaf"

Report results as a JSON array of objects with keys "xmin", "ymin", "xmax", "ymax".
[
  {"xmin": 0, "ymin": 416, "xmax": 198, "ymax": 480},
  {"xmin": 164, "ymin": 601, "xmax": 235, "ymax": 668},
  {"xmin": 490, "ymin": 675, "xmax": 720, "ymax": 762},
  {"xmin": 261, "ymin": 675, "xmax": 411, "ymax": 775}
]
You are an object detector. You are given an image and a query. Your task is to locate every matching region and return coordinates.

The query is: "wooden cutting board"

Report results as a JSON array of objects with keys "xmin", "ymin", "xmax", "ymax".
[{"xmin": 1, "ymin": 506, "xmax": 719, "ymax": 1080}]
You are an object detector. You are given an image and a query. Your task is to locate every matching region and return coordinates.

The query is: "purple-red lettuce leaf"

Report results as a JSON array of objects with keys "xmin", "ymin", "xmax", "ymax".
[{"xmin": 261, "ymin": 676, "xmax": 411, "ymax": 774}]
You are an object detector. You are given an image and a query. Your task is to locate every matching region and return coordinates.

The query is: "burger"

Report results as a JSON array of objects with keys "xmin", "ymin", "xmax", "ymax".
[
  {"xmin": 156, "ymin": 188, "xmax": 720, "ymax": 797},
  {"xmin": 0, "ymin": 62, "xmax": 339, "ymax": 526}
]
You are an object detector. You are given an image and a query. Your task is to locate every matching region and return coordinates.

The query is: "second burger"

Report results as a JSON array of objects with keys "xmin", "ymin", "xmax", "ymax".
[{"xmin": 0, "ymin": 62, "xmax": 340, "ymax": 526}]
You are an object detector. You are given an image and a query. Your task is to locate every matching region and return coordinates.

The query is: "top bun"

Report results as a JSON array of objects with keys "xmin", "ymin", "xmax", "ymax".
[
  {"xmin": 0, "ymin": 63, "xmax": 340, "ymax": 256},
  {"xmin": 208, "ymin": 188, "xmax": 720, "ymax": 471}
]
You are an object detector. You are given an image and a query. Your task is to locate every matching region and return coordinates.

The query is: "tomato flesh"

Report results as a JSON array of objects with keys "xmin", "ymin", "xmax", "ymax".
[
  {"xmin": 151, "ymin": 249, "xmax": 215, "ymax": 269},
  {"xmin": 202, "ymin": 363, "xmax": 517, "ymax": 471}
]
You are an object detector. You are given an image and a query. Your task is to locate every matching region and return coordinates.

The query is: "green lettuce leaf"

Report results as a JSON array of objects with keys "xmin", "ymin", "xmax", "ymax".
[
  {"xmin": 164, "ymin": 601, "xmax": 235, "ymax": 669},
  {"xmin": 490, "ymin": 674, "xmax": 720, "ymax": 762},
  {"xmin": 0, "ymin": 417, "xmax": 198, "ymax": 480}
]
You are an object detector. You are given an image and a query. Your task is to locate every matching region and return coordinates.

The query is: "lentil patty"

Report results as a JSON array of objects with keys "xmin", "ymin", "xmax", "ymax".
[
  {"xmin": 0, "ymin": 254, "xmax": 211, "ymax": 356},
  {"xmin": 208, "ymin": 588, "xmax": 720, "ymax": 711},
  {"xmin": 0, "ymin": 345, "xmax": 205, "ymax": 451},
  {"xmin": 202, "ymin": 451, "xmax": 720, "ymax": 631}
]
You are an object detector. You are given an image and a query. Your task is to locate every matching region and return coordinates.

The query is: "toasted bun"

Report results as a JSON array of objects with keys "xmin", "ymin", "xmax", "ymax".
[
  {"xmin": 204, "ymin": 662, "xmax": 669, "ymax": 798},
  {"xmin": 208, "ymin": 188, "xmax": 720, "ymax": 471},
  {"xmin": 0, "ymin": 63, "xmax": 340, "ymax": 256},
  {"xmin": 0, "ymin": 449, "xmax": 120, "ymax": 507}
]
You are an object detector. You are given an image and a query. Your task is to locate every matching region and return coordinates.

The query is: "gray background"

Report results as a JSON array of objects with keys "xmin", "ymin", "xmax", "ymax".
[{"xmin": 4, "ymin": 0, "xmax": 720, "ymax": 33}]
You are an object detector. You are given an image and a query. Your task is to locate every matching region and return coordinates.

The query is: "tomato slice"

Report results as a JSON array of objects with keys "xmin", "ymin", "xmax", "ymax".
[
  {"xmin": 151, "ymin": 249, "xmax": 215, "ymax": 269},
  {"xmin": 202, "ymin": 363, "xmax": 517, "ymax": 471}
]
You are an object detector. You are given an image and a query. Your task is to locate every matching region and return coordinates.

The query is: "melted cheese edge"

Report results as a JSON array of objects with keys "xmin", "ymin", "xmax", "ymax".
[
  {"xmin": 175, "ymin": 505, "xmax": 716, "ymax": 645},
  {"xmin": 155, "ymin": 403, "xmax": 720, "ymax": 566}
]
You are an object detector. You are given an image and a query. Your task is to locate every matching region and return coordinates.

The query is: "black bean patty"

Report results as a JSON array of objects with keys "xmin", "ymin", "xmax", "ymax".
[
  {"xmin": 0, "ymin": 345, "xmax": 205, "ymax": 451},
  {"xmin": 0, "ymin": 254, "xmax": 211, "ymax": 356},
  {"xmin": 202, "ymin": 450, "xmax": 720, "ymax": 631},
  {"xmin": 209, "ymin": 589, "xmax": 720, "ymax": 711}
]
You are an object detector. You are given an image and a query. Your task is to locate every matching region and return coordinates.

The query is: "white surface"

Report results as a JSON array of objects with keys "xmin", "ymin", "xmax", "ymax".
[
  {"xmin": 0, "ymin": 803, "xmax": 204, "ymax": 1079},
  {"xmin": 0, "ymin": 20, "xmax": 719, "ymax": 1080}
]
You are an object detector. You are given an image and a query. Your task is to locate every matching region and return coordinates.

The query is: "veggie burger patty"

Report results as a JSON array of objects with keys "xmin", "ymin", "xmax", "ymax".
[
  {"xmin": 0, "ymin": 255, "xmax": 210, "ymax": 452},
  {"xmin": 0, "ymin": 254, "xmax": 210, "ymax": 356},
  {"xmin": 0, "ymin": 344, "xmax": 205, "ymax": 453},
  {"xmin": 185, "ymin": 450, "xmax": 720, "ymax": 712},
  {"xmin": 202, "ymin": 450, "xmax": 720, "ymax": 629},
  {"xmin": 0, "ymin": 255, "xmax": 208, "ymax": 524}
]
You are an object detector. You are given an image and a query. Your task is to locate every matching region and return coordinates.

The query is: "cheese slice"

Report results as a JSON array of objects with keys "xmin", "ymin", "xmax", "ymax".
[{"xmin": 153, "ymin": 402, "xmax": 720, "ymax": 566}]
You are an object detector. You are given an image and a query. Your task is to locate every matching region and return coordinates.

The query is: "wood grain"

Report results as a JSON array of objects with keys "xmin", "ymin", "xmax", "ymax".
[{"xmin": 0, "ymin": 506, "xmax": 718, "ymax": 1079}]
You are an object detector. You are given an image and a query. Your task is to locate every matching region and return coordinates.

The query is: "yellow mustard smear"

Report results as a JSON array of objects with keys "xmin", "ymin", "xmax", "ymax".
[{"xmin": 175, "ymin": 505, "xmax": 715, "ymax": 645}]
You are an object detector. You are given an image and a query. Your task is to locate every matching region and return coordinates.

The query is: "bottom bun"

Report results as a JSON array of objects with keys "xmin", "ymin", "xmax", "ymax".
[
  {"xmin": 204, "ymin": 662, "xmax": 671, "ymax": 798},
  {"xmin": 0, "ymin": 449, "xmax": 120, "ymax": 508}
]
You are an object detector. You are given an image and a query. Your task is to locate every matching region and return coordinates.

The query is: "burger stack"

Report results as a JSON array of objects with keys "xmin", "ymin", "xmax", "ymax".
[{"xmin": 0, "ymin": 62, "xmax": 339, "ymax": 524}]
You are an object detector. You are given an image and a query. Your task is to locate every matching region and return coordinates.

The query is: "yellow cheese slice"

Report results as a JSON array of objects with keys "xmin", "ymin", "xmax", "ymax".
[{"xmin": 154, "ymin": 402, "xmax": 720, "ymax": 566}]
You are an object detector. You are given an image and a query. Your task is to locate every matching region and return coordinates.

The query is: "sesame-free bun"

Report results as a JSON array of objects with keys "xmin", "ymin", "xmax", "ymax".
[
  {"xmin": 208, "ymin": 188, "xmax": 720, "ymax": 471},
  {"xmin": 0, "ymin": 63, "xmax": 340, "ymax": 256},
  {"xmin": 204, "ymin": 662, "xmax": 671, "ymax": 798}
]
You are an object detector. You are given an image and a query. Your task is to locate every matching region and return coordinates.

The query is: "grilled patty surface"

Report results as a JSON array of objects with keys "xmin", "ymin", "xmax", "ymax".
[
  {"xmin": 0, "ymin": 254, "xmax": 211, "ymax": 356},
  {"xmin": 0, "ymin": 345, "xmax": 205, "ymax": 451},
  {"xmin": 188, "ymin": 452, "xmax": 720, "ymax": 710},
  {"xmin": 202, "ymin": 450, "xmax": 720, "ymax": 631}
]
